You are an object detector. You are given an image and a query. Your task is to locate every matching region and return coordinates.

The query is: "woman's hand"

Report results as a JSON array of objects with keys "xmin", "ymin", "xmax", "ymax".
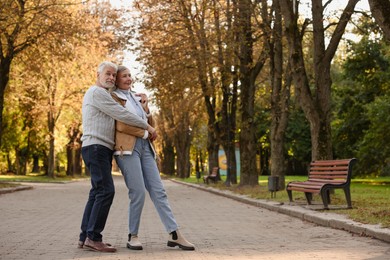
[{"xmin": 135, "ymin": 93, "xmax": 149, "ymax": 113}]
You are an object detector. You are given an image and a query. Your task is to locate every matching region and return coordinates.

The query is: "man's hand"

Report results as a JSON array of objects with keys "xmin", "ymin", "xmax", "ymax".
[{"xmin": 147, "ymin": 125, "xmax": 158, "ymax": 142}]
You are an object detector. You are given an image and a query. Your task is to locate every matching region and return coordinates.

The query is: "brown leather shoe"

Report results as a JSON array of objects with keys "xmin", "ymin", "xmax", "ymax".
[
  {"xmin": 84, "ymin": 238, "xmax": 117, "ymax": 253},
  {"xmin": 78, "ymin": 240, "xmax": 112, "ymax": 249}
]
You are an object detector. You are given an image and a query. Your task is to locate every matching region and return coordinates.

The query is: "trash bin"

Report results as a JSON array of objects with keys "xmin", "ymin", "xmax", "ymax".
[
  {"xmin": 196, "ymin": 171, "xmax": 201, "ymax": 180},
  {"xmin": 268, "ymin": 176, "xmax": 279, "ymax": 198}
]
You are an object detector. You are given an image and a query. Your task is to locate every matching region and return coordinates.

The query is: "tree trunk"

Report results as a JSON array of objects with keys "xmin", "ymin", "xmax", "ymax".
[
  {"xmin": 66, "ymin": 145, "xmax": 72, "ymax": 176},
  {"xmin": 238, "ymin": 0, "xmax": 267, "ymax": 186},
  {"xmin": 32, "ymin": 155, "xmax": 40, "ymax": 173},
  {"xmin": 47, "ymin": 110, "xmax": 55, "ymax": 178},
  {"xmin": 369, "ymin": 0, "xmax": 390, "ymax": 41},
  {"xmin": 239, "ymin": 78, "xmax": 258, "ymax": 186},
  {"xmin": 66, "ymin": 124, "xmax": 82, "ymax": 176},
  {"xmin": 160, "ymin": 143, "xmax": 175, "ymax": 176},
  {"xmin": 221, "ymin": 91, "xmax": 238, "ymax": 185},
  {"xmin": 212, "ymin": 0, "xmax": 238, "ymax": 185},
  {"xmin": 17, "ymin": 147, "xmax": 28, "ymax": 175},
  {"xmin": 6, "ymin": 154, "xmax": 13, "ymax": 173},
  {"xmin": 175, "ymin": 146, "xmax": 191, "ymax": 178},
  {"xmin": 268, "ymin": 0, "xmax": 290, "ymax": 189},
  {"xmin": 74, "ymin": 145, "xmax": 82, "ymax": 175},
  {"xmin": 174, "ymin": 119, "xmax": 192, "ymax": 178},
  {"xmin": 223, "ymin": 140, "xmax": 237, "ymax": 185},
  {"xmin": 199, "ymin": 152, "xmax": 205, "ymax": 173},
  {"xmin": 0, "ymin": 57, "xmax": 11, "ymax": 146}
]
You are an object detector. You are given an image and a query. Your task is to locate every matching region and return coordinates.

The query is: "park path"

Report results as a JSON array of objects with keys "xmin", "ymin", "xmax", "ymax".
[{"xmin": 0, "ymin": 175, "xmax": 389, "ymax": 260}]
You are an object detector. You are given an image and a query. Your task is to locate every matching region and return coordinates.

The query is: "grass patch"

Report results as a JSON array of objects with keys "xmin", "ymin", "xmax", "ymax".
[
  {"xmin": 336, "ymin": 183, "xmax": 390, "ymax": 227},
  {"xmin": 0, "ymin": 172, "xmax": 88, "ymax": 187},
  {"xmin": 0, "ymin": 182, "xmax": 21, "ymax": 189},
  {"xmin": 173, "ymin": 174, "xmax": 390, "ymax": 228}
]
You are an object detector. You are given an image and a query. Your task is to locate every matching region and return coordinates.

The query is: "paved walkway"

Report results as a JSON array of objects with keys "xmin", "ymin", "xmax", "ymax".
[{"xmin": 0, "ymin": 176, "xmax": 389, "ymax": 260}]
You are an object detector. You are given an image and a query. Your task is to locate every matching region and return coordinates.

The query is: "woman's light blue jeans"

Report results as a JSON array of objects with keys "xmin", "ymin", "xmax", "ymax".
[{"xmin": 115, "ymin": 138, "xmax": 178, "ymax": 235}]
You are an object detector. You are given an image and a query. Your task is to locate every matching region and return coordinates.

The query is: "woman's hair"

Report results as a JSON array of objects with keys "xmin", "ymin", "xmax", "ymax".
[
  {"xmin": 117, "ymin": 65, "xmax": 129, "ymax": 74},
  {"xmin": 97, "ymin": 61, "xmax": 118, "ymax": 73}
]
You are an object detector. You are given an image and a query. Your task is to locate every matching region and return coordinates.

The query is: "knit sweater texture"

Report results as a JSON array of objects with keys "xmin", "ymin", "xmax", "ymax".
[{"xmin": 81, "ymin": 85, "xmax": 148, "ymax": 149}]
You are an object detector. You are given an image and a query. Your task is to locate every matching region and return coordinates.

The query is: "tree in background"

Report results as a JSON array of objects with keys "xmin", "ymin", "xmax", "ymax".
[
  {"xmin": 153, "ymin": 71, "xmax": 202, "ymax": 178},
  {"xmin": 236, "ymin": 0, "xmax": 269, "ymax": 185},
  {"xmin": 0, "ymin": 0, "xmax": 81, "ymax": 145},
  {"xmin": 333, "ymin": 16, "xmax": 390, "ymax": 176},
  {"xmin": 66, "ymin": 122, "xmax": 82, "ymax": 177},
  {"xmin": 284, "ymin": 107, "xmax": 312, "ymax": 175},
  {"xmin": 1, "ymin": 0, "xmax": 125, "ymax": 176},
  {"xmin": 134, "ymin": 0, "xmax": 228, "ymax": 179},
  {"xmin": 264, "ymin": 0, "xmax": 292, "ymax": 189},
  {"xmin": 174, "ymin": 0, "xmax": 239, "ymax": 182},
  {"xmin": 279, "ymin": 0, "xmax": 360, "ymax": 160},
  {"xmin": 359, "ymin": 94, "xmax": 390, "ymax": 176}
]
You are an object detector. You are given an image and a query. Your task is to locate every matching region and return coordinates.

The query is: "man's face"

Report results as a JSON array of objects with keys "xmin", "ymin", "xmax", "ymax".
[{"xmin": 97, "ymin": 66, "xmax": 116, "ymax": 89}]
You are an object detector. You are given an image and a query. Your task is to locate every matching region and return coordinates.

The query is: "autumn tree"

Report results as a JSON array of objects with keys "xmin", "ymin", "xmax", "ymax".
[
  {"xmin": 1, "ymin": 92, "xmax": 36, "ymax": 174},
  {"xmin": 236, "ymin": 0, "xmax": 268, "ymax": 185},
  {"xmin": 134, "ymin": 0, "xmax": 216, "ymax": 177},
  {"xmin": 174, "ymin": 0, "xmax": 236, "ymax": 181},
  {"xmin": 279, "ymin": 0, "xmax": 360, "ymax": 160},
  {"xmin": 264, "ymin": 0, "xmax": 292, "ymax": 189},
  {"xmin": 155, "ymin": 84, "xmax": 202, "ymax": 178},
  {"xmin": 0, "ymin": 0, "xmax": 85, "ymax": 145},
  {"xmin": 2, "ymin": 0, "xmax": 118, "ymax": 176}
]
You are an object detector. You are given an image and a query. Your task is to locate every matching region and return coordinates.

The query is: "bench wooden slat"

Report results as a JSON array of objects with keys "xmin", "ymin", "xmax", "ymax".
[
  {"xmin": 311, "ymin": 159, "xmax": 351, "ymax": 165},
  {"xmin": 308, "ymin": 179, "xmax": 346, "ymax": 184},
  {"xmin": 287, "ymin": 187, "xmax": 323, "ymax": 193},
  {"xmin": 309, "ymin": 175, "xmax": 348, "ymax": 180},
  {"xmin": 310, "ymin": 170, "xmax": 348, "ymax": 174},
  {"xmin": 310, "ymin": 166, "xmax": 349, "ymax": 171},
  {"xmin": 286, "ymin": 158, "xmax": 357, "ymax": 209},
  {"xmin": 287, "ymin": 181, "xmax": 324, "ymax": 186}
]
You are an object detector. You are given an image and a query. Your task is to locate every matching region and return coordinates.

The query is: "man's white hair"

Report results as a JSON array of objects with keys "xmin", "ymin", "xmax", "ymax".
[{"xmin": 97, "ymin": 61, "xmax": 118, "ymax": 73}]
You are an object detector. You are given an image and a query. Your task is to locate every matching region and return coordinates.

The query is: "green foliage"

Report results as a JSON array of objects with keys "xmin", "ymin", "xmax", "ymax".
[
  {"xmin": 284, "ymin": 107, "xmax": 312, "ymax": 174},
  {"xmin": 285, "ymin": 108, "xmax": 311, "ymax": 161},
  {"xmin": 343, "ymin": 39, "xmax": 389, "ymax": 86},
  {"xmin": 357, "ymin": 95, "xmax": 390, "ymax": 176},
  {"xmin": 333, "ymin": 35, "xmax": 390, "ymax": 176}
]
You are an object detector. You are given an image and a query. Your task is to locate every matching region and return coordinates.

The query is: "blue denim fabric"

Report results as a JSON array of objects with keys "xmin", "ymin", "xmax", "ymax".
[
  {"xmin": 79, "ymin": 144, "xmax": 115, "ymax": 242},
  {"xmin": 115, "ymin": 138, "xmax": 178, "ymax": 235}
]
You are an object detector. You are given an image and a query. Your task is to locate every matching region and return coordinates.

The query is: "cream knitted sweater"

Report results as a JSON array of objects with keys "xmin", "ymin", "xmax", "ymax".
[{"xmin": 80, "ymin": 85, "xmax": 148, "ymax": 150}]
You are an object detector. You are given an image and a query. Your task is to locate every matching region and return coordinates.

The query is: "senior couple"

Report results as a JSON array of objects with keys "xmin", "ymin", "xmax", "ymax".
[{"xmin": 78, "ymin": 61, "xmax": 195, "ymax": 253}]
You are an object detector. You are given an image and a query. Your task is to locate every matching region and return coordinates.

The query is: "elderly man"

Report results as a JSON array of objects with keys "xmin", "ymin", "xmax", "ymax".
[{"xmin": 78, "ymin": 61, "xmax": 157, "ymax": 253}]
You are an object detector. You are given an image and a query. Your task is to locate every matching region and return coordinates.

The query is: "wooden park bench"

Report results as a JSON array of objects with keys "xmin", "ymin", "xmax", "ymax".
[
  {"xmin": 286, "ymin": 158, "xmax": 357, "ymax": 209},
  {"xmin": 203, "ymin": 167, "xmax": 219, "ymax": 184}
]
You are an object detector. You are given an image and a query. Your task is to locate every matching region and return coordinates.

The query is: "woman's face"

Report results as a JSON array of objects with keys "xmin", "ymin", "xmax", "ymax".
[{"xmin": 116, "ymin": 69, "xmax": 132, "ymax": 90}]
